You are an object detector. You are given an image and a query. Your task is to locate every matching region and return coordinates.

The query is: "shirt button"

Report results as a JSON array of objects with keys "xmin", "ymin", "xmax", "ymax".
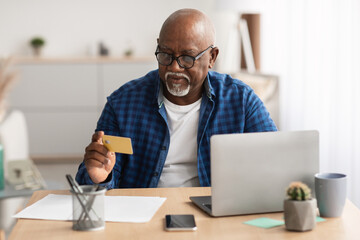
[
  {"xmin": 153, "ymin": 172, "xmax": 159, "ymax": 177},
  {"xmin": 161, "ymin": 146, "xmax": 167, "ymax": 150}
]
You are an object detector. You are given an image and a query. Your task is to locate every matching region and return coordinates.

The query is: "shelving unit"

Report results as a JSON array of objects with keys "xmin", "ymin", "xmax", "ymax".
[{"xmin": 9, "ymin": 57, "xmax": 157, "ymax": 160}]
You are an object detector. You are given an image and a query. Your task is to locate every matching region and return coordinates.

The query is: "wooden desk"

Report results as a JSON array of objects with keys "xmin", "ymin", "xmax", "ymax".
[{"xmin": 9, "ymin": 187, "xmax": 360, "ymax": 240}]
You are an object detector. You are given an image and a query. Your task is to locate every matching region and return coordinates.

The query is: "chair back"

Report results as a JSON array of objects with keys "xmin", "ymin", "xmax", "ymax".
[{"xmin": 0, "ymin": 110, "xmax": 29, "ymax": 178}]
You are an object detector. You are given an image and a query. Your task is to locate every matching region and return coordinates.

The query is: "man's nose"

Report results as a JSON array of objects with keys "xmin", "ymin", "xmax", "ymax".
[{"xmin": 167, "ymin": 58, "xmax": 183, "ymax": 71}]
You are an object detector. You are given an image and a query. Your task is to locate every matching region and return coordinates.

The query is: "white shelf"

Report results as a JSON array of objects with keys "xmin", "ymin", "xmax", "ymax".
[
  {"xmin": 12, "ymin": 56, "xmax": 155, "ymax": 64},
  {"xmin": 10, "ymin": 60, "xmax": 157, "ymax": 157}
]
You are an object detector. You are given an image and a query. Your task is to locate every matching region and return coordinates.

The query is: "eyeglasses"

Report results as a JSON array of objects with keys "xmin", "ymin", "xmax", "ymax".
[{"xmin": 155, "ymin": 45, "xmax": 214, "ymax": 69}]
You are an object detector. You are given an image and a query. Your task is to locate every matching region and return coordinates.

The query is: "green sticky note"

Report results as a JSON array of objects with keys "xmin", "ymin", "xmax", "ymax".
[
  {"xmin": 244, "ymin": 217, "xmax": 284, "ymax": 229},
  {"xmin": 316, "ymin": 216, "xmax": 326, "ymax": 222}
]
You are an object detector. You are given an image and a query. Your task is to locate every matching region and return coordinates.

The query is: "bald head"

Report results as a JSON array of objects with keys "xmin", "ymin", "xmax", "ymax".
[{"xmin": 159, "ymin": 9, "xmax": 216, "ymax": 47}]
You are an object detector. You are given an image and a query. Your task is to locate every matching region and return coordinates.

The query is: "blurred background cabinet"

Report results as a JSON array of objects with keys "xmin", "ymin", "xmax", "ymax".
[{"xmin": 10, "ymin": 58, "xmax": 157, "ymax": 160}]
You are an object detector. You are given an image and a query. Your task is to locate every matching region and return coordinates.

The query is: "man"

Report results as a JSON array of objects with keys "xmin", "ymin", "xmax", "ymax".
[{"xmin": 76, "ymin": 9, "xmax": 277, "ymax": 189}]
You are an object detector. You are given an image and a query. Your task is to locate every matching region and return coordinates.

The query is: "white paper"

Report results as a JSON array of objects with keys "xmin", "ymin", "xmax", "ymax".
[{"xmin": 13, "ymin": 194, "xmax": 166, "ymax": 223}]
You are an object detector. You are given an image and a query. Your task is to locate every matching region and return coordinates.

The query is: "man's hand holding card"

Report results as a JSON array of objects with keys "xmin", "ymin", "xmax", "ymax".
[{"xmin": 83, "ymin": 131, "xmax": 132, "ymax": 184}]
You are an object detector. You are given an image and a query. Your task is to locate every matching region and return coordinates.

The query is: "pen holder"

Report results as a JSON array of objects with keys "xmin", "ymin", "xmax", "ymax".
[{"xmin": 70, "ymin": 185, "xmax": 106, "ymax": 231}]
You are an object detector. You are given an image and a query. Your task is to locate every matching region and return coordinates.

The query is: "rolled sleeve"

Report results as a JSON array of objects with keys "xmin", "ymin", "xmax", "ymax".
[{"xmin": 245, "ymin": 90, "xmax": 277, "ymax": 132}]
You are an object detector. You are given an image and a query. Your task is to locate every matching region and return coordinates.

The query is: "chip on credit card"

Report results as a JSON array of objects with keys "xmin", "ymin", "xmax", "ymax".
[{"xmin": 102, "ymin": 135, "xmax": 133, "ymax": 154}]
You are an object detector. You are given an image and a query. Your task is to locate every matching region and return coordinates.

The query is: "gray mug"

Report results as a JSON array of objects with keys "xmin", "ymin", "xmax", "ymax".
[{"xmin": 315, "ymin": 173, "xmax": 347, "ymax": 217}]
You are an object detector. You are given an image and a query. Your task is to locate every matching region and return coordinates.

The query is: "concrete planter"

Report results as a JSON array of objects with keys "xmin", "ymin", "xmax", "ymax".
[
  {"xmin": 32, "ymin": 47, "xmax": 43, "ymax": 57},
  {"xmin": 284, "ymin": 198, "xmax": 317, "ymax": 231}
]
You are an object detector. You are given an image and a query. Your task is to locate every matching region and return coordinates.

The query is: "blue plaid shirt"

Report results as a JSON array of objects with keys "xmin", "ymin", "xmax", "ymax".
[{"xmin": 76, "ymin": 70, "xmax": 277, "ymax": 188}]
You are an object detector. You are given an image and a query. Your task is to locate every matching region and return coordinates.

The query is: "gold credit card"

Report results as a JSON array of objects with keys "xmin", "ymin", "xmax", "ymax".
[{"xmin": 102, "ymin": 135, "xmax": 133, "ymax": 154}]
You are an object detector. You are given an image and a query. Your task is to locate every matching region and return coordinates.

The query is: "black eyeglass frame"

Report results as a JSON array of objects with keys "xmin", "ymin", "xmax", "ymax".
[{"xmin": 155, "ymin": 45, "xmax": 214, "ymax": 69}]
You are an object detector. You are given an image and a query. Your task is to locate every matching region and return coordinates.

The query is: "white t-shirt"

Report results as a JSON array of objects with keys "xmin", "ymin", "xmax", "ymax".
[{"xmin": 157, "ymin": 97, "xmax": 202, "ymax": 187}]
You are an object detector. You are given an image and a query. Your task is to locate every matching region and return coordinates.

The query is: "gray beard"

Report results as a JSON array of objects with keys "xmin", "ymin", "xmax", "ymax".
[{"xmin": 166, "ymin": 81, "xmax": 190, "ymax": 97}]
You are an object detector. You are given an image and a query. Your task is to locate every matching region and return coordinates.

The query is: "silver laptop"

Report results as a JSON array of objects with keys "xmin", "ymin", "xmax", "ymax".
[{"xmin": 190, "ymin": 130, "xmax": 319, "ymax": 217}]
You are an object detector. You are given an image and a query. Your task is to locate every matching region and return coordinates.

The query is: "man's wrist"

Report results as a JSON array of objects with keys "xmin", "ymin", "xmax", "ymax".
[{"xmin": 100, "ymin": 171, "xmax": 113, "ymax": 184}]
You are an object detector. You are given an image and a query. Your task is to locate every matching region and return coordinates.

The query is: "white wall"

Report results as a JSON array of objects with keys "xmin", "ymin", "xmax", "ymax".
[{"xmin": 0, "ymin": 0, "xmax": 236, "ymax": 57}]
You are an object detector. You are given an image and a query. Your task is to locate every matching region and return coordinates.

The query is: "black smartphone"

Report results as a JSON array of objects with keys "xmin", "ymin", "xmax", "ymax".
[{"xmin": 165, "ymin": 214, "xmax": 197, "ymax": 231}]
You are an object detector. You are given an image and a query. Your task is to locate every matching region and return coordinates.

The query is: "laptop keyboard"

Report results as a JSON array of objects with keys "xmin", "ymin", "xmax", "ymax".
[{"xmin": 203, "ymin": 203, "xmax": 212, "ymax": 210}]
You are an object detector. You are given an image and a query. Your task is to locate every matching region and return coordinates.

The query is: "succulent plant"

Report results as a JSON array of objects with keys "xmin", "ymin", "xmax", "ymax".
[
  {"xmin": 30, "ymin": 37, "xmax": 45, "ymax": 48},
  {"xmin": 286, "ymin": 181, "xmax": 312, "ymax": 201}
]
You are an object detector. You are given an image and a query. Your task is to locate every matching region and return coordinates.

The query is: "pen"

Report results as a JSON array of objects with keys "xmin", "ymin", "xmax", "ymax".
[
  {"xmin": 66, "ymin": 174, "xmax": 83, "ymax": 194},
  {"xmin": 78, "ymin": 184, "xmax": 100, "ymax": 222}
]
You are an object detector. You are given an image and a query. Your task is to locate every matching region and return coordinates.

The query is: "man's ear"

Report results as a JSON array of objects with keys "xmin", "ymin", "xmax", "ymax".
[{"xmin": 208, "ymin": 47, "xmax": 219, "ymax": 69}]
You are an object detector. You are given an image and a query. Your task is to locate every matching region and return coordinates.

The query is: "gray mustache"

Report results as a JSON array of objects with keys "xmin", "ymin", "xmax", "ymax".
[{"xmin": 165, "ymin": 72, "xmax": 190, "ymax": 82}]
